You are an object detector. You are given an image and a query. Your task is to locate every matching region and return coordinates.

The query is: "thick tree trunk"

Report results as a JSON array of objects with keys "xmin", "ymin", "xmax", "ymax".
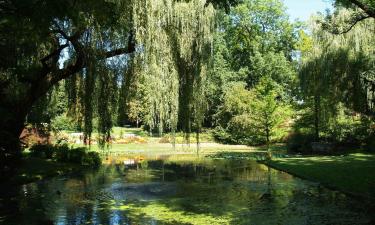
[
  {"xmin": 0, "ymin": 105, "xmax": 28, "ymax": 177},
  {"xmin": 0, "ymin": 30, "xmax": 134, "ymax": 176}
]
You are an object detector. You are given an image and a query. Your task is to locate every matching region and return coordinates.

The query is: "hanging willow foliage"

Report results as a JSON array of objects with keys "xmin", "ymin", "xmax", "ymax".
[
  {"xmin": 133, "ymin": 0, "xmax": 215, "ymax": 143},
  {"xmin": 83, "ymin": 62, "xmax": 96, "ymax": 145},
  {"xmin": 62, "ymin": 0, "xmax": 216, "ymax": 148},
  {"xmin": 301, "ymin": 10, "xmax": 375, "ymax": 118}
]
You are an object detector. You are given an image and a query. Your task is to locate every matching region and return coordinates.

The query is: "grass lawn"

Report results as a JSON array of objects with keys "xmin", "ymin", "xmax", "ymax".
[
  {"xmin": 86, "ymin": 142, "xmax": 259, "ymax": 156},
  {"xmin": 267, "ymin": 153, "xmax": 375, "ymax": 198}
]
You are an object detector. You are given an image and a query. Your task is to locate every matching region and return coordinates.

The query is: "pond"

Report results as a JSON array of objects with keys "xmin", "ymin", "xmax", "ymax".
[{"xmin": 0, "ymin": 155, "xmax": 374, "ymax": 225}]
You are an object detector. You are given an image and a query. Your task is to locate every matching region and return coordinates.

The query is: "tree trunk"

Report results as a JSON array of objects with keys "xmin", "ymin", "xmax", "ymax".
[
  {"xmin": 0, "ymin": 30, "xmax": 134, "ymax": 176},
  {"xmin": 314, "ymin": 94, "xmax": 320, "ymax": 141},
  {"xmin": 196, "ymin": 127, "xmax": 200, "ymax": 157},
  {"xmin": 0, "ymin": 105, "xmax": 28, "ymax": 177}
]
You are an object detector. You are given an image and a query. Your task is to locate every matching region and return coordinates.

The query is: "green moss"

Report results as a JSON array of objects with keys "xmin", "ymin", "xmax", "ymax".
[{"xmin": 111, "ymin": 200, "xmax": 232, "ymax": 225}]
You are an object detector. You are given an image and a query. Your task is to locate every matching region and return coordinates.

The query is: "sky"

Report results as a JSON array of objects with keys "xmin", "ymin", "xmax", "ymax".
[{"xmin": 283, "ymin": 0, "xmax": 333, "ymax": 21}]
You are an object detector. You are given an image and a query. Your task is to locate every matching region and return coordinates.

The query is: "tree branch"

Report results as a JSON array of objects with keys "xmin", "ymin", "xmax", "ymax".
[
  {"xmin": 332, "ymin": 13, "xmax": 371, "ymax": 34},
  {"xmin": 101, "ymin": 32, "xmax": 135, "ymax": 58},
  {"xmin": 348, "ymin": 0, "xmax": 375, "ymax": 18},
  {"xmin": 104, "ymin": 46, "xmax": 135, "ymax": 58},
  {"xmin": 40, "ymin": 43, "xmax": 69, "ymax": 68},
  {"xmin": 30, "ymin": 29, "xmax": 136, "ymax": 104}
]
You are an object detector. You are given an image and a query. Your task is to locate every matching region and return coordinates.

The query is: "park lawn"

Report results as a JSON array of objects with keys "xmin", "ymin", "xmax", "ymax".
[
  {"xmin": 267, "ymin": 153, "xmax": 375, "ymax": 198},
  {"xmin": 86, "ymin": 142, "xmax": 260, "ymax": 155},
  {"xmin": 7, "ymin": 157, "xmax": 81, "ymax": 185}
]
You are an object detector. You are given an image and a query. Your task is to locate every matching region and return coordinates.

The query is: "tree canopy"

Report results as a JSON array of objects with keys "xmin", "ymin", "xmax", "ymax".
[{"xmin": 0, "ymin": 0, "xmax": 374, "ymax": 173}]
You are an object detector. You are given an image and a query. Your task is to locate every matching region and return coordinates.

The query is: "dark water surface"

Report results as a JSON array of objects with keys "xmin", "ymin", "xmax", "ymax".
[{"xmin": 0, "ymin": 157, "xmax": 374, "ymax": 225}]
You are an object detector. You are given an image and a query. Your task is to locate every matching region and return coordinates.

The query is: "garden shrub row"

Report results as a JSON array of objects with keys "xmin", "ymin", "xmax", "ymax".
[{"xmin": 29, "ymin": 144, "xmax": 101, "ymax": 168}]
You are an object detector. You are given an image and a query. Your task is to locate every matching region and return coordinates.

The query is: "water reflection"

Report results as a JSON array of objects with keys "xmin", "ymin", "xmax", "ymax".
[{"xmin": 0, "ymin": 157, "xmax": 374, "ymax": 225}]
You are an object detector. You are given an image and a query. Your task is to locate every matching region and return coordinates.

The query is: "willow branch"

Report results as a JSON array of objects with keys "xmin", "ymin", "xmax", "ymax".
[
  {"xmin": 333, "ymin": 14, "xmax": 371, "ymax": 34},
  {"xmin": 348, "ymin": 0, "xmax": 375, "ymax": 18}
]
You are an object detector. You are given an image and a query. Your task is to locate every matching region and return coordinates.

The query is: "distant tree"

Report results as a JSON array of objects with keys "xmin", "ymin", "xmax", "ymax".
[
  {"xmin": 127, "ymin": 100, "xmax": 144, "ymax": 128},
  {"xmin": 250, "ymin": 77, "xmax": 290, "ymax": 146},
  {"xmin": 207, "ymin": 0, "xmax": 298, "ymax": 130}
]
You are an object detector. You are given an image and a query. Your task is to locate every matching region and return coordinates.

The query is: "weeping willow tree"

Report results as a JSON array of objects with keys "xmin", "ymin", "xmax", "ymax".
[
  {"xmin": 133, "ymin": 0, "xmax": 215, "ymax": 147},
  {"xmin": 299, "ymin": 9, "xmax": 375, "ymax": 140},
  {"xmin": 64, "ymin": 28, "xmax": 128, "ymax": 148},
  {"xmin": 0, "ymin": 0, "xmax": 238, "ymax": 175},
  {"xmin": 62, "ymin": 0, "xmax": 216, "ymax": 150}
]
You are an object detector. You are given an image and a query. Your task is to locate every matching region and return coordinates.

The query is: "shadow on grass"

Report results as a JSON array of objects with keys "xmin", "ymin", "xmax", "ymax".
[
  {"xmin": 206, "ymin": 151, "xmax": 288, "ymax": 160},
  {"xmin": 267, "ymin": 153, "xmax": 375, "ymax": 198}
]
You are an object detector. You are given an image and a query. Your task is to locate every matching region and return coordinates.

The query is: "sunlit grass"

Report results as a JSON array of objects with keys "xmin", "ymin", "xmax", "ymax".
[
  {"xmin": 86, "ymin": 142, "xmax": 258, "ymax": 155},
  {"xmin": 267, "ymin": 153, "xmax": 375, "ymax": 198}
]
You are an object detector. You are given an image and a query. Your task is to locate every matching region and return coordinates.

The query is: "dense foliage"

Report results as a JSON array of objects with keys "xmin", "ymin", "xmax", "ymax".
[
  {"xmin": 291, "ymin": 8, "xmax": 375, "ymax": 153},
  {"xmin": 207, "ymin": 0, "xmax": 298, "ymax": 145},
  {"xmin": 29, "ymin": 144, "xmax": 101, "ymax": 168},
  {"xmin": 1, "ymin": 0, "xmax": 375, "ymax": 175},
  {"xmin": 19, "ymin": 0, "xmax": 375, "ymax": 150}
]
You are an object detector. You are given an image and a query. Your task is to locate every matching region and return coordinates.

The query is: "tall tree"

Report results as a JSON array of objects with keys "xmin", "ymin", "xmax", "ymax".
[
  {"xmin": 0, "ymin": 0, "xmax": 236, "ymax": 172},
  {"xmin": 299, "ymin": 11, "xmax": 375, "ymax": 140},
  {"xmin": 133, "ymin": 0, "xmax": 215, "ymax": 145},
  {"xmin": 0, "ymin": 0, "xmax": 135, "ymax": 171}
]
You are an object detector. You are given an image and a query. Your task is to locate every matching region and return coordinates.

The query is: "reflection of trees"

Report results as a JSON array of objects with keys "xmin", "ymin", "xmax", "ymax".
[{"xmin": 4, "ymin": 159, "xmax": 371, "ymax": 224}]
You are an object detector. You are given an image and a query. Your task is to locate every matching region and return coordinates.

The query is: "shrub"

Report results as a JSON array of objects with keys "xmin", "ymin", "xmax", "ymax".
[
  {"xmin": 159, "ymin": 136, "xmax": 170, "ymax": 143},
  {"xmin": 364, "ymin": 134, "xmax": 375, "ymax": 152},
  {"xmin": 212, "ymin": 127, "xmax": 233, "ymax": 144},
  {"xmin": 29, "ymin": 144, "xmax": 54, "ymax": 159},
  {"xmin": 82, "ymin": 152, "xmax": 102, "ymax": 168},
  {"xmin": 286, "ymin": 132, "xmax": 315, "ymax": 154},
  {"xmin": 28, "ymin": 144, "xmax": 102, "ymax": 167},
  {"xmin": 50, "ymin": 114, "xmax": 76, "ymax": 131},
  {"xmin": 54, "ymin": 144, "xmax": 70, "ymax": 162},
  {"xmin": 115, "ymin": 136, "xmax": 147, "ymax": 144},
  {"xmin": 68, "ymin": 147, "xmax": 87, "ymax": 164}
]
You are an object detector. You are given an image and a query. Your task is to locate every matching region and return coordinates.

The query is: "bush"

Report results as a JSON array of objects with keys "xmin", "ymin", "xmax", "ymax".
[
  {"xmin": 50, "ymin": 114, "xmax": 76, "ymax": 131},
  {"xmin": 159, "ymin": 136, "xmax": 170, "ymax": 143},
  {"xmin": 29, "ymin": 144, "xmax": 54, "ymax": 159},
  {"xmin": 68, "ymin": 147, "xmax": 87, "ymax": 164},
  {"xmin": 286, "ymin": 132, "xmax": 315, "ymax": 154},
  {"xmin": 28, "ymin": 144, "xmax": 101, "ymax": 167},
  {"xmin": 364, "ymin": 134, "xmax": 375, "ymax": 152},
  {"xmin": 213, "ymin": 127, "xmax": 233, "ymax": 144},
  {"xmin": 83, "ymin": 152, "xmax": 102, "ymax": 168},
  {"xmin": 54, "ymin": 144, "xmax": 70, "ymax": 162}
]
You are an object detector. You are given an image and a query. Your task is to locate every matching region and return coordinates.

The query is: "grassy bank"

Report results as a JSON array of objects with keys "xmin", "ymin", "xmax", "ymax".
[
  {"xmin": 5, "ymin": 157, "xmax": 82, "ymax": 185},
  {"xmin": 87, "ymin": 142, "xmax": 257, "ymax": 154},
  {"xmin": 266, "ymin": 153, "xmax": 375, "ymax": 198}
]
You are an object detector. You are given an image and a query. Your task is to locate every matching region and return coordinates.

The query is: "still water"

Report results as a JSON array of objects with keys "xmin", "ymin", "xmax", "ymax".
[{"xmin": 0, "ymin": 156, "xmax": 374, "ymax": 225}]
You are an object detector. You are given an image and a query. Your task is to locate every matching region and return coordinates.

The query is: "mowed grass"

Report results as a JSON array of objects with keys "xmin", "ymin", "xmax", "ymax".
[
  {"xmin": 267, "ymin": 153, "xmax": 375, "ymax": 198},
  {"xmin": 86, "ymin": 142, "xmax": 257, "ymax": 155}
]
